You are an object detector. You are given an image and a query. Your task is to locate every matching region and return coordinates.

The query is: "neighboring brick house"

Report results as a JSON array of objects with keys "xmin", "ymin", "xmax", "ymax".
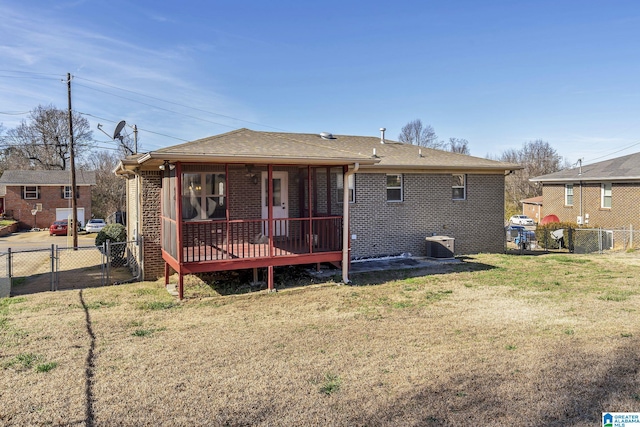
[
  {"xmin": 0, "ymin": 170, "xmax": 96, "ymax": 229},
  {"xmin": 531, "ymin": 152, "xmax": 640, "ymax": 229},
  {"xmin": 520, "ymin": 196, "xmax": 543, "ymax": 223},
  {"xmin": 115, "ymin": 128, "xmax": 519, "ymax": 297}
]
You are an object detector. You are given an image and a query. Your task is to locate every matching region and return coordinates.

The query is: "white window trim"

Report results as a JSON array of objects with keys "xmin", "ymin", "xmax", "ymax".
[
  {"xmin": 63, "ymin": 185, "xmax": 73, "ymax": 199},
  {"xmin": 452, "ymin": 174, "xmax": 466, "ymax": 200},
  {"xmin": 24, "ymin": 186, "xmax": 38, "ymax": 200},
  {"xmin": 565, "ymin": 184, "xmax": 574, "ymax": 206},
  {"xmin": 386, "ymin": 174, "xmax": 403, "ymax": 202},
  {"xmin": 601, "ymin": 183, "xmax": 612, "ymax": 209},
  {"xmin": 336, "ymin": 173, "xmax": 355, "ymax": 203}
]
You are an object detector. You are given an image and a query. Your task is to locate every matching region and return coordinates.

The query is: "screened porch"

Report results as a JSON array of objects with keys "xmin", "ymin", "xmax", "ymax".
[{"xmin": 159, "ymin": 162, "xmax": 352, "ymax": 298}]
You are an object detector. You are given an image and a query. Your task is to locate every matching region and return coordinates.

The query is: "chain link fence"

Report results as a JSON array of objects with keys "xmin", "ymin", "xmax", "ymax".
[
  {"xmin": 506, "ymin": 226, "xmax": 640, "ymax": 255},
  {"xmin": 0, "ymin": 238, "xmax": 142, "ymax": 297}
]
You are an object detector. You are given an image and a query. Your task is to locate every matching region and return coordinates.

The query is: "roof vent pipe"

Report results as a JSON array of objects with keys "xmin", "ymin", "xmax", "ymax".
[{"xmin": 380, "ymin": 127, "xmax": 386, "ymax": 144}]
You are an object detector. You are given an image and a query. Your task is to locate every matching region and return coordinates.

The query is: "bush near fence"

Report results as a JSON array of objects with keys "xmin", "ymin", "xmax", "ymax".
[{"xmin": 535, "ymin": 222, "xmax": 576, "ymax": 251}]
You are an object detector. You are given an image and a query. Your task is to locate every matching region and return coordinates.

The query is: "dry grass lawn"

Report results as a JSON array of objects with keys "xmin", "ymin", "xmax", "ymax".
[{"xmin": 1, "ymin": 252, "xmax": 640, "ymax": 426}]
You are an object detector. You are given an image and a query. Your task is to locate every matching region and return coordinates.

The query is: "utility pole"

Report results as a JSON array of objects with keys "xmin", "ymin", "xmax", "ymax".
[
  {"xmin": 67, "ymin": 72, "xmax": 78, "ymax": 249},
  {"xmin": 133, "ymin": 124, "xmax": 138, "ymax": 154}
]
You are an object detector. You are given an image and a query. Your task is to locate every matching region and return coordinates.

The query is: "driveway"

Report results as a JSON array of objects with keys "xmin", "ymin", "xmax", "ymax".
[{"xmin": 0, "ymin": 230, "xmax": 97, "ymax": 252}]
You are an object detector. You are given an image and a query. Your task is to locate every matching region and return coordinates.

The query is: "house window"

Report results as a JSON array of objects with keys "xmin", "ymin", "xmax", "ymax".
[
  {"xmin": 181, "ymin": 172, "xmax": 226, "ymax": 220},
  {"xmin": 601, "ymin": 183, "xmax": 612, "ymax": 208},
  {"xmin": 24, "ymin": 186, "xmax": 39, "ymax": 200},
  {"xmin": 336, "ymin": 173, "xmax": 355, "ymax": 203},
  {"xmin": 452, "ymin": 174, "xmax": 466, "ymax": 200},
  {"xmin": 565, "ymin": 184, "xmax": 573, "ymax": 206},
  {"xmin": 61, "ymin": 186, "xmax": 80, "ymax": 199},
  {"xmin": 386, "ymin": 174, "xmax": 403, "ymax": 202}
]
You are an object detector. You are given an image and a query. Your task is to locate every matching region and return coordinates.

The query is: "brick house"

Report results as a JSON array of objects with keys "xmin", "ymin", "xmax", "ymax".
[
  {"xmin": 115, "ymin": 128, "xmax": 520, "ymax": 297},
  {"xmin": 531, "ymin": 152, "xmax": 640, "ymax": 229},
  {"xmin": 520, "ymin": 196, "xmax": 543, "ymax": 223},
  {"xmin": 0, "ymin": 170, "xmax": 96, "ymax": 229}
]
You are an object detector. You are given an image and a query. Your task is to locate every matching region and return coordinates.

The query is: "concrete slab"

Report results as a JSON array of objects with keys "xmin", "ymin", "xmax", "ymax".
[{"xmin": 309, "ymin": 256, "xmax": 460, "ymax": 279}]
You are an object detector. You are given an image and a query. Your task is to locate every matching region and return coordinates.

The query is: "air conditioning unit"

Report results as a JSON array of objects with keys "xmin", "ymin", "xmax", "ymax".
[{"xmin": 576, "ymin": 216, "xmax": 583, "ymax": 225}]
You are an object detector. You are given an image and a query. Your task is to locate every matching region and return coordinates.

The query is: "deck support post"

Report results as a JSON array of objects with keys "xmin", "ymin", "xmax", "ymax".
[
  {"xmin": 164, "ymin": 262, "xmax": 169, "ymax": 286},
  {"xmin": 267, "ymin": 265, "xmax": 274, "ymax": 291},
  {"xmin": 178, "ymin": 272, "xmax": 184, "ymax": 300},
  {"xmin": 253, "ymin": 267, "xmax": 258, "ymax": 284}
]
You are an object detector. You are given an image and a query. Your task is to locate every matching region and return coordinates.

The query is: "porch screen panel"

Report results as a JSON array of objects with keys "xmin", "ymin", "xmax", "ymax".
[
  {"xmin": 182, "ymin": 171, "xmax": 226, "ymax": 220},
  {"xmin": 162, "ymin": 218, "xmax": 177, "ymax": 258}
]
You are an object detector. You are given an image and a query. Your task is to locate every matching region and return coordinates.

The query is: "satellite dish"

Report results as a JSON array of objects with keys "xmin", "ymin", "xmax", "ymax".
[{"xmin": 113, "ymin": 120, "xmax": 126, "ymax": 140}]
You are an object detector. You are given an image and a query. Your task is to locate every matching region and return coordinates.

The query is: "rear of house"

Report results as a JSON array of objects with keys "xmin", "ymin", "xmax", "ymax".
[{"xmin": 117, "ymin": 128, "xmax": 519, "ymax": 297}]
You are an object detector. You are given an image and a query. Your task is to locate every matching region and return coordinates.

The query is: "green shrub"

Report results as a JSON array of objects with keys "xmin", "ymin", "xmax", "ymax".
[
  {"xmin": 95, "ymin": 223, "xmax": 127, "ymax": 246},
  {"xmin": 95, "ymin": 223, "xmax": 127, "ymax": 265},
  {"xmin": 535, "ymin": 222, "xmax": 576, "ymax": 250}
]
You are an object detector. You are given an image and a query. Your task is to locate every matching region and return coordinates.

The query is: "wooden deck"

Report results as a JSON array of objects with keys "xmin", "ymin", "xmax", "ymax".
[{"xmin": 162, "ymin": 216, "xmax": 344, "ymax": 276}]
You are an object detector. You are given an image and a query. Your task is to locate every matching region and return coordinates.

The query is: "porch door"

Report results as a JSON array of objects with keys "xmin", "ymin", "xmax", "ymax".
[{"xmin": 261, "ymin": 171, "xmax": 289, "ymax": 236}]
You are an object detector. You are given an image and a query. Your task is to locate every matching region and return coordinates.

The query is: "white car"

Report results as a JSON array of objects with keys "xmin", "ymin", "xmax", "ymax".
[
  {"xmin": 85, "ymin": 218, "xmax": 106, "ymax": 233},
  {"xmin": 509, "ymin": 215, "xmax": 535, "ymax": 226}
]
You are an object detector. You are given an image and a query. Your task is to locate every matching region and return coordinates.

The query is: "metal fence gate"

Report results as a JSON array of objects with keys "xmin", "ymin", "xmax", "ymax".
[{"xmin": 0, "ymin": 238, "xmax": 142, "ymax": 297}]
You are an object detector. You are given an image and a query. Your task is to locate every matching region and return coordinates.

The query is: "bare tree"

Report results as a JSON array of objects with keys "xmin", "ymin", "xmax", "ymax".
[
  {"xmin": 449, "ymin": 138, "xmax": 470, "ymax": 154},
  {"xmin": 398, "ymin": 119, "xmax": 443, "ymax": 148},
  {"xmin": 82, "ymin": 150, "xmax": 125, "ymax": 219},
  {"xmin": 499, "ymin": 139, "xmax": 567, "ymax": 214},
  {"xmin": 2, "ymin": 104, "xmax": 93, "ymax": 172}
]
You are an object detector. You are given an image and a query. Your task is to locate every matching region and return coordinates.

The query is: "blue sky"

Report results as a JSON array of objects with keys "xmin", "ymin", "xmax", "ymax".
[{"xmin": 1, "ymin": 0, "xmax": 640, "ymax": 165}]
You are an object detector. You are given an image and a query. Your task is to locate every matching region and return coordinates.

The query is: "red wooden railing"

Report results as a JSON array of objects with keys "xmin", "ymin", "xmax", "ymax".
[{"xmin": 181, "ymin": 217, "xmax": 343, "ymax": 262}]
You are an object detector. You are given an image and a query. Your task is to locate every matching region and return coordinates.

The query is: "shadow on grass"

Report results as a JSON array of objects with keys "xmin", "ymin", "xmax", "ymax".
[
  {"xmin": 349, "ymin": 340, "xmax": 640, "ymax": 426},
  {"xmin": 504, "ymin": 248, "xmax": 572, "ymax": 256},
  {"xmin": 193, "ymin": 258, "xmax": 498, "ymax": 294},
  {"xmin": 349, "ymin": 258, "xmax": 496, "ymax": 286},
  {"xmin": 10, "ymin": 266, "xmax": 134, "ymax": 296}
]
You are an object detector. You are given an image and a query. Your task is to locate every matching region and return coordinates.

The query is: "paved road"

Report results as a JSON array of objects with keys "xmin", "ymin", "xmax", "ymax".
[{"xmin": 0, "ymin": 230, "xmax": 97, "ymax": 252}]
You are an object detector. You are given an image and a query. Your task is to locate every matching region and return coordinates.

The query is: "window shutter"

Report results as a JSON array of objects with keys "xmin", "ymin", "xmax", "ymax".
[
  {"xmin": 61, "ymin": 186, "xmax": 65, "ymax": 199},
  {"xmin": 76, "ymin": 186, "xmax": 80, "ymax": 198},
  {"xmin": 36, "ymin": 187, "xmax": 40, "ymax": 199},
  {"xmin": 21, "ymin": 186, "xmax": 25, "ymax": 199}
]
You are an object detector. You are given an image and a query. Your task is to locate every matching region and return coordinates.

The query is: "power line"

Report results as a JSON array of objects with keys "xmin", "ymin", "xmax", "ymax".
[
  {"xmin": 583, "ymin": 139, "xmax": 640, "ymax": 164},
  {"xmin": 74, "ymin": 83, "xmax": 242, "ymax": 130},
  {"xmin": 74, "ymin": 75, "xmax": 287, "ymax": 132},
  {"xmin": 0, "ymin": 111, "xmax": 30, "ymax": 116},
  {"xmin": 77, "ymin": 111, "xmax": 189, "ymax": 143}
]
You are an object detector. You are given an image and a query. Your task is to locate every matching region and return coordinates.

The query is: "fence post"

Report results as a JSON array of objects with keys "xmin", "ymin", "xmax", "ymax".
[
  {"xmin": 106, "ymin": 240, "xmax": 112, "ymax": 286},
  {"xmin": 50, "ymin": 244, "xmax": 55, "ymax": 292},
  {"xmin": 5, "ymin": 248, "xmax": 11, "ymax": 297},
  {"xmin": 55, "ymin": 245, "xmax": 59, "ymax": 291},
  {"xmin": 7, "ymin": 247, "xmax": 12, "ymax": 284},
  {"xmin": 101, "ymin": 241, "xmax": 106, "ymax": 286},
  {"xmin": 631, "ymin": 224, "xmax": 634, "ymax": 249},
  {"xmin": 598, "ymin": 228, "xmax": 603, "ymax": 253}
]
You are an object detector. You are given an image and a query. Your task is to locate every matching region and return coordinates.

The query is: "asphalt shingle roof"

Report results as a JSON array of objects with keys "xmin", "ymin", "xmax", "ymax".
[
  {"xmin": 136, "ymin": 128, "xmax": 519, "ymax": 172},
  {"xmin": 531, "ymin": 152, "xmax": 640, "ymax": 182},
  {"xmin": 0, "ymin": 170, "xmax": 96, "ymax": 185}
]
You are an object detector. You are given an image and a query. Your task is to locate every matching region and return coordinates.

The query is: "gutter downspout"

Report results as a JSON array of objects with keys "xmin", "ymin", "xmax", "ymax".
[{"xmin": 342, "ymin": 162, "xmax": 359, "ymax": 284}]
